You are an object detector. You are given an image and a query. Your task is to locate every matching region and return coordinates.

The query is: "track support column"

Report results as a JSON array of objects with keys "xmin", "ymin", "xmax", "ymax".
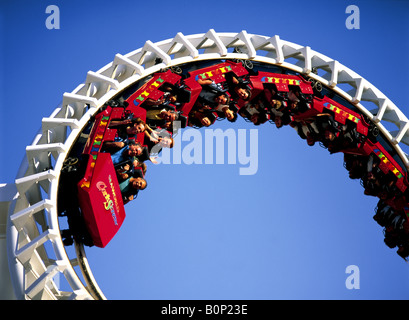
[{"xmin": 0, "ymin": 183, "xmax": 18, "ymax": 299}]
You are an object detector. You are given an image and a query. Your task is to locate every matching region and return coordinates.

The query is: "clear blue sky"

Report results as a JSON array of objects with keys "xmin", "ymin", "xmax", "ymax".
[{"xmin": 1, "ymin": 0, "xmax": 409, "ymax": 300}]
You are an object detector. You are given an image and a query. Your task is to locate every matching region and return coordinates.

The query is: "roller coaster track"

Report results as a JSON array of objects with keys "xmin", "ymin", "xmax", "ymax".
[{"xmin": 1, "ymin": 30, "xmax": 408, "ymax": 300}]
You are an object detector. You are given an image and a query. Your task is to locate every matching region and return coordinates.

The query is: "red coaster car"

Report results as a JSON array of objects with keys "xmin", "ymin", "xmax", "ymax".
[
  {"xmin": 77, "ymin": 107, "xmax": 128, "ymax": 247},
  {"xmin": 77, "ymin": 152, "xmax": 125, "ymax": 248},
  {"xmin": 59, "ymin": 105, "xmax": 135, "ymax": 248}
]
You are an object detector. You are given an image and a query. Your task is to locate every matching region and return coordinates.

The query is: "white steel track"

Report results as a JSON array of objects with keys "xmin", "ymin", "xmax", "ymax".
[{"xmin": 3, "ymin": 30, "xmax": 408, "ymax": 300}]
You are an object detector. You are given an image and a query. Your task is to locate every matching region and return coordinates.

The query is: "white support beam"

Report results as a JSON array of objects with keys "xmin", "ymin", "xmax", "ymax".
[
  {"xmin": 85, "ymin": 71, "xmax": 119, "ymax": 90},
  {"xmin": 225, "ymin": 30, "xmax": 257, "ymax": 59},
  {"xmin": 15, "ymin": 229, "xmax": 59, "ymax": 266},
  {"xmin": 10, "ymin": 200, "xmax": 53, "ymax": 232},
  {"xmin": 171, "ymin": 32, "xmax": 199, "ymax": 59},
  {"xmin": 25, "ymin": 262, "xmax": 67, "ymax": 299},
  {"xmin": 197, "ymin": 29, "xmax": 228, "ymax": 56},
  {"xmin": 113, "ymin": 53, "xmax": 144, "ymax": 75},
  {"xmin": 138, "ymin": 40, "xmax": 172, "ymax": 66},
  {"xmin": 62, "ymin": 92, "xmax": 98, "ymax": 108},
  {"xmin": 41, "ymin": 118, "xmax": 81, "ymax": 131},
  {"xmin": 15, "ymin": 170, "xmax": 57, "ymax": 195}
]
